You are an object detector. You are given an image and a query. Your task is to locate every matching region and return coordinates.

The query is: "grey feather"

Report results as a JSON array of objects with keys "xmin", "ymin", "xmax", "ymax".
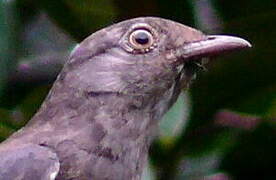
[{"xmin": 0, "ymin": 144, "xmax": 59, "ymax": 180}]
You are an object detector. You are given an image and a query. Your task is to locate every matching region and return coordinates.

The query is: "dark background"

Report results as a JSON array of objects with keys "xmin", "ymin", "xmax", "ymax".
[{"xmin": 0, "ymin": 0, "xmax": 275, "ymax": 179}]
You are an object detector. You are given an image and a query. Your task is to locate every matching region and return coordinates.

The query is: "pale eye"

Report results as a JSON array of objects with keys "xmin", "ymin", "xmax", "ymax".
[{"xmin": 129, "ymin": 29, "xmax": 154, "ymax": 50}]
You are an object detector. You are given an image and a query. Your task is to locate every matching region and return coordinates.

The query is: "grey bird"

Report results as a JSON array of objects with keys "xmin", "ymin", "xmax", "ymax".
[{"xmin": 0, "ymin": 17, "xmax": 251, "ymax": 180}]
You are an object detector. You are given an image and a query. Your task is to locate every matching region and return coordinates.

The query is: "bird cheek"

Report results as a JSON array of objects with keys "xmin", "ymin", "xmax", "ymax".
[{"xmin": 162, "ymin": 49, "xmax": 184, "ymax": 68}]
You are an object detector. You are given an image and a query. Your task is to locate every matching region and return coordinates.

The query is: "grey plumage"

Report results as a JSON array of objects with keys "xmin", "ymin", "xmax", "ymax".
[
  {"xmin": 0, "ymin": 17, "xmax": 251, "ymax": 180},
  {"xmin": 0, "ymin": 144, "xmax": 59, "ymax": 180}
]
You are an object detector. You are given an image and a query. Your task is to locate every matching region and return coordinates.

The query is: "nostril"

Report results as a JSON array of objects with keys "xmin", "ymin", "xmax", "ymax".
[{"xmin": 207, "ymin": 36, "xmax": 216, "ymax": 40}]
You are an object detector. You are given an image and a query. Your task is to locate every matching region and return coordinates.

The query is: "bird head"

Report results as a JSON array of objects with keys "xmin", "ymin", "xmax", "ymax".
[{"xmin": 60, "ymin": 17, "xmax": 250, "ymax": 108}]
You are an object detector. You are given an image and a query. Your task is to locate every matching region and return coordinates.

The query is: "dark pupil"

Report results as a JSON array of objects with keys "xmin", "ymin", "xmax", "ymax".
[{"xmin": 134, "ymin": 32, "xmax": 149, "ymax": 45}]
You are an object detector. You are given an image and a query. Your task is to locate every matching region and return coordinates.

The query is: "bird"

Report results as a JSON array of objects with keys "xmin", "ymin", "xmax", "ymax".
[{"xmin": 0, "ymin": 17, "xmax": 251, "ymax": 180}]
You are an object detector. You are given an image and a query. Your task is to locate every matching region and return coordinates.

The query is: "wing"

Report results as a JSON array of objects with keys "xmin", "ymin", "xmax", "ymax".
[{"xmin": 0, "ymin": 143, "xmax": 60, "ymax": 180}]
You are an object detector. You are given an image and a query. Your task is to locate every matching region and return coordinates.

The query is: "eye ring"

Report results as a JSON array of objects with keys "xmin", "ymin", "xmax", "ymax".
[{"xmin": 129, "ymin": 28, "xmax": 154, "ymax": 50}]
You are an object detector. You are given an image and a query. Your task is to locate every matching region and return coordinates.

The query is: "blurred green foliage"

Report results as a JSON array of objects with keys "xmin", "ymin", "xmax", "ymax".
[
  {"xmin": 0, "ymin": 0, "xmax": 275, "ymax": 179},
  {"xmin": 0, "ymin": 1, "xmax": 7, "ymax": 96}
]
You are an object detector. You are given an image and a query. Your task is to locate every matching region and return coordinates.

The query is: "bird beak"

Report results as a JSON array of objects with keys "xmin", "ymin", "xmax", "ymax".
[{"xmin": 174, "ymin": 35, "xmax": 251, "ymax": 62}]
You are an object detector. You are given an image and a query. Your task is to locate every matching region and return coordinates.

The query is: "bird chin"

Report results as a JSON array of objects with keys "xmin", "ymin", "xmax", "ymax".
[
  {"xmin": 182, "ymin": 57, "xmax": 210, "ymax": 75},
  {"xmin": 192, "ymin": 57, "xmax": 210, "ymax": 70},
  {"xmin": 170, "ymin": 57, "xmax": 208, "ymax": 92}
]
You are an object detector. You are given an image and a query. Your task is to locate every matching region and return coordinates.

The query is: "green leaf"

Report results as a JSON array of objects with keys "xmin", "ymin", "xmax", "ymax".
[
  {"xmin": 159, "ymin": 92, "xmax": 190, "ymax": 141},
  {"xmin": 0, "ymin": 1, "xmax": 9, "ymax": 96}
]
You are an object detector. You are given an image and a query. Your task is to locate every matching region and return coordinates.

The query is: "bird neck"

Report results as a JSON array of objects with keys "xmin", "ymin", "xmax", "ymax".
[{"xmin": 27, "ymin": 83, "xmax": 162, "ymax": 179}]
